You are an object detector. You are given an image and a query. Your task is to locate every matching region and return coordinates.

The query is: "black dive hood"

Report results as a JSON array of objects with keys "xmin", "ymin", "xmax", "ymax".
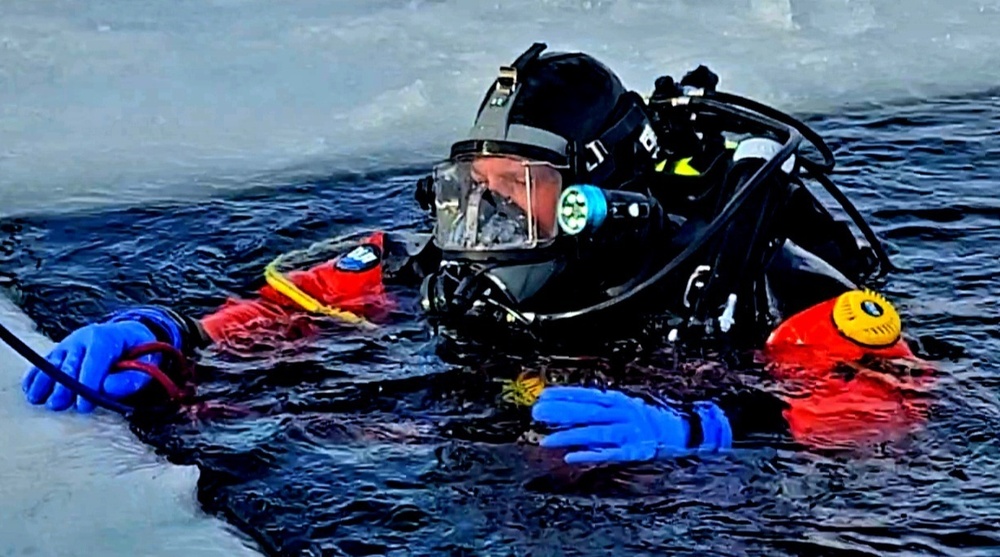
[{"xmin": 449, "ymin": 42, "xmax": 658, "ymax": 187}]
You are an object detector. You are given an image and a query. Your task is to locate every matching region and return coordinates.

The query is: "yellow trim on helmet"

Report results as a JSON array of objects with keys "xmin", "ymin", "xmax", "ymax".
[{"xmin": 832, "ymin": 289, "xmax": 901, "ymax": 347}]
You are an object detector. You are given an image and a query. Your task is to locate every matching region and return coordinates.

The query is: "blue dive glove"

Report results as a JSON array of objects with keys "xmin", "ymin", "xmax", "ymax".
[
  {"xmin": 21, "ymin": 308, "xmax": 184, "ymax": 413},
  {"xmin": 532, "ymin": 386, "xmax": 732, "ymax": 464}
]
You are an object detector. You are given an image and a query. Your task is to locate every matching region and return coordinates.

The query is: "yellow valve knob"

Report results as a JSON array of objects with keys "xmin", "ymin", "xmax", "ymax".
[{"xmin": 831, "ymin": 289, "xmax": 901, "ymax": 348}]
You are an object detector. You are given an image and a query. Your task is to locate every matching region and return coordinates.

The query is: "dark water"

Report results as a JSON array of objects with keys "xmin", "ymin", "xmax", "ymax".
[{"xmin": 1, "ymin": 92, "xmax": 998, "ymax": 557}]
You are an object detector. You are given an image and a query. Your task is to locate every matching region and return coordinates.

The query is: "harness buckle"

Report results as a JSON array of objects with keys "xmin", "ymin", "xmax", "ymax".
[{"xmin": 584, "ymin": 139, "xmax": 608, "ymax": 172}]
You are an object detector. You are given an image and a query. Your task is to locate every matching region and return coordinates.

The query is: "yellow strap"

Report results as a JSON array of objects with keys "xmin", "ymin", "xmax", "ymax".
[
  {"xmin": 263, "ymin": 262, "xmax": 375, "ymax": 329},
  {"xmin": 655, "ymin": 141, "xmax": 739, "ymax": 176},
  {"xmin": 656, "ymin": 157, "xmax": 701, "ymax": 176},
  {"xmin": 654, "ymin": 157, "xmax": 702, "ymax": 176},
  {"xmin": 671, "ymin": 157, "xmax": 701, "ymax": 176}
]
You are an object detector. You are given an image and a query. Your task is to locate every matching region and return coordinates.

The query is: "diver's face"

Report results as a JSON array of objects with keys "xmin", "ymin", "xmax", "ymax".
[{"xmin": 469, "ymin": 157, "xmax": 562, "ymax": 238}]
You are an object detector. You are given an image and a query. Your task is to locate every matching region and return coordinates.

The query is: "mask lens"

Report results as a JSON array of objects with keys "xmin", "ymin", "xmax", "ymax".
[{"xmin": 432, "ymin": 155, "xmax": 563, "ymax": 251}]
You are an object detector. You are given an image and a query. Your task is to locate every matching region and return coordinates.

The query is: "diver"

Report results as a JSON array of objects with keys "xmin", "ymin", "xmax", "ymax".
[{"xmin": 16, "ymin": 43, "xmax": 931, "ymax": 464}]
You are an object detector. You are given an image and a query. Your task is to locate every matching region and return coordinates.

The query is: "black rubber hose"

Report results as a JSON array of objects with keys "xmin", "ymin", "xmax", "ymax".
[
  {"xmin": 689, "ymin": 94, "xmax": 891, "ymax": 277},
  {"xmin": 533, "ymin": 129, "xmax": 803, "ymax": 324},
  {"xmin": 799, "ymin": 162, "xmax": 896, "ymax": 277},
  {"xmin": 649, "ymin": 90, "xmax": 835, "ymax": 172},
  {"xmin": 703, "ymin": 91, "xmax": 836, "ymax": 172}
]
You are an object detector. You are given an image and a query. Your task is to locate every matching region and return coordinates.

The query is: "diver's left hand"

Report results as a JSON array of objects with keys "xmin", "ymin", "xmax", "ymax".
[
  {"xmin": 22, "ymin": 321, "xmax": 156, "ymax": 412},
  {"xmin": 532, "ymin": 386, "xmax": 731, "ymax": 464}
]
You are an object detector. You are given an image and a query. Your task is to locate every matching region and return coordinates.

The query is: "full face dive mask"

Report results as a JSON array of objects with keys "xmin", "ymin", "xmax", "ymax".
[{"xmin": 420, "ymin": 156, "xmax": 664, "ymax": 327}]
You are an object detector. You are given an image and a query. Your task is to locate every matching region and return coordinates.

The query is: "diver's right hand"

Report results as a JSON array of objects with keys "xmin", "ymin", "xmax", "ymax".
[
  {"xmin": 532, "ymin": 387, "xmax": 732, "ymax": 464},
  {"xmin": 22, "ymin": 321, "xmax": 156, "ymax": 412}
]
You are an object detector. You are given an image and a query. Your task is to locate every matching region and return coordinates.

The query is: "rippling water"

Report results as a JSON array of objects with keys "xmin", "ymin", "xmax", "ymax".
[{"xmin": 1, "ymin": 92, "xmax": 997, "ymax": 556}]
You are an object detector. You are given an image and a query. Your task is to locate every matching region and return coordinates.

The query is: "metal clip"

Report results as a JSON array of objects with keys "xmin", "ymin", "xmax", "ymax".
[
  {"xmin": 683, "ymin": 265, "xmax": 711, "ymax": 308},
  {"xmin": 584, "ymin": 140, "xmax": 608, "ymax": 172},
  {"xmin": 718, "ymin": 293, "xmax": 737, "ymax": 333},
  {"xmin": 496, "ymin": 65, "xmax": 517, "ymax": 95}
]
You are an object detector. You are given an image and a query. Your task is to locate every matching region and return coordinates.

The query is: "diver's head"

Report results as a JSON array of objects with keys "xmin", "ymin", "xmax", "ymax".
[{"xmin": 418, "ymin": 43, "xmax": 666, "ymax": 334}]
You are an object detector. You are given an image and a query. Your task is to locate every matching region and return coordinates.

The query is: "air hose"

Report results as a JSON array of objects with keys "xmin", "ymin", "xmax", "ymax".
[
  {"xmin": 799, "ymin": 162, "xmax": 895, "ymax": 278},
  {"xmin": 532, "ymin": 128, "xmax": 803, "ymax": 324},
  {"xmin": 699, "ymin": 91, "xmax": 836, "ymax": 172},
  {"xmin": 530, "ymin": 86, "xmax": 892, "ymax": 325},
  {"xmin": 688, "ymin": 90, "xmax": 892, "ymax": 275}
]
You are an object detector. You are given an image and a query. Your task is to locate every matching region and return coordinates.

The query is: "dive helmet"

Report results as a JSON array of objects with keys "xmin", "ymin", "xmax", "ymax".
[{"xmin": 418, "ymin": 42, "xmax": 664, "ymax": 327}]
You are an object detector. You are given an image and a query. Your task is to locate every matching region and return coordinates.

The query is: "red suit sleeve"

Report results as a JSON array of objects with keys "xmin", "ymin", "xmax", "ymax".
[
  {"xmin": 198, "ymin": 232, "xmax": 390, "ymax": 348},
  {"xmin": 761, "ymin": 293, "xmax": 935, "ymax": 450}
]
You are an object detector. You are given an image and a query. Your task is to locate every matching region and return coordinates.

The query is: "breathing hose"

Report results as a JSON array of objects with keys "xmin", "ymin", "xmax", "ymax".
[
  {"xmin": 686, "ymin": 93, "xmax": 891, "ymax": 275},
  {"xmin": 531, "ymin": 85, "xmax": 892, "ymax": 325},
  {"xmin": 700, "ymin": 91, "xmax": 836, "ymax": 172},
  {"xmin": 532, "ymin": 128, "xmax": 803, "ymax": 324}
]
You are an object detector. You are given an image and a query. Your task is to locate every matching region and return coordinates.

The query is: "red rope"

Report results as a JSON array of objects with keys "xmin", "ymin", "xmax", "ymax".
[{"xmin": 110, "ymin": 341, "xmax": 195, "ymax": 402}]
